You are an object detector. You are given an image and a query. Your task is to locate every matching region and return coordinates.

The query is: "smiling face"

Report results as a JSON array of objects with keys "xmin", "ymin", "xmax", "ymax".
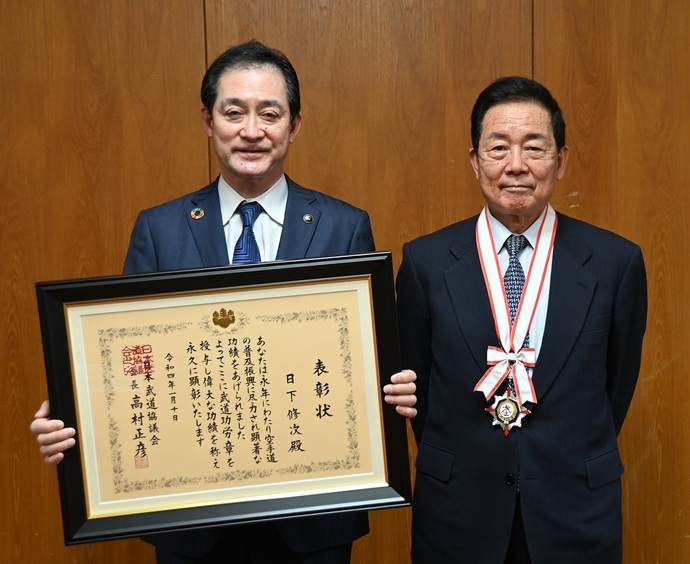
[
  {"xmin": 469, "ymin": 101, "xmax": 568, "ymax": 233},
  {"xmin": 201, "ymin": 66, "xmax": 302, "ymax": 198}
]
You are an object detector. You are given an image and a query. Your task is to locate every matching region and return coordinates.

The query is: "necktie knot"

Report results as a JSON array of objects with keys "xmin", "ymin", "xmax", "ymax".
[
  {"xmin": 237, "ymin": 201, "xmax": 262, "ymax": 228},
  {"xmin": 506, "ymin": 234, "xmax": 528, "ymax": 259}
]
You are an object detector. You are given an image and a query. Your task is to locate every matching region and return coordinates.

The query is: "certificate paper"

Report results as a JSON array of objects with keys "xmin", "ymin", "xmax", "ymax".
[{"xmin": 37, "ymin": 253, "xmax": 410, "ymax": 544}]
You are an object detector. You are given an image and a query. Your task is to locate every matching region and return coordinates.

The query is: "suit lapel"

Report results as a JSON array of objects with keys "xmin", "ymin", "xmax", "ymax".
[
  {"xmin": 531, "ymin": 218, "xmax": 596, "ymax": 399},
  {"xmin": 444, "ymin": 219, "xmax": 498, "ymax": 373},
  {"xmin": 444, "ymin": 214, "xmax": 597, "ymax": 402},
  {"xmin": 183, "ymin": 177, "xmax": 324, "ymax": 266},
  {"xmin": 186, "ymin": 180, "xmax": 229, "ymax": 267},
  {"xmin": 276, "ymin": 177, "xmax": 319, "ymax": 260}
]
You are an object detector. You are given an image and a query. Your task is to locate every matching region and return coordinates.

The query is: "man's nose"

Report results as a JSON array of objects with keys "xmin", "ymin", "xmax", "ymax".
[
  {"xmin": 506, "ymin": 147, "xmax": 528, "ymax": 172},
  {"xmin": 240, "ymin": 114, "xmax": 264, "ymax": 139}
]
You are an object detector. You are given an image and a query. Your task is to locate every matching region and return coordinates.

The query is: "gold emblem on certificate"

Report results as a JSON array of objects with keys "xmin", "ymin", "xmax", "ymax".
[{"xmin": 485, "ymin": 387, "xmax": 530, "ymax": 437}]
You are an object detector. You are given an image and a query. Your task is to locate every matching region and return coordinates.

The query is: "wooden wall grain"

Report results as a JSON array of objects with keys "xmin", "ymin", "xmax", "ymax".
[{"xmin": 2, "ymin": 1, "xmax": 688, "ymax": 562}]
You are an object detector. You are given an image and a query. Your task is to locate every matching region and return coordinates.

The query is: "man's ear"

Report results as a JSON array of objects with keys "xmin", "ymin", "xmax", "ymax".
[
  {"xmin": 201, "ymin": 107, "xmax": 213, "ymax": 137},
  {"xmin": 557, "ymin": 145, "xmax": 569, "ymax": 180},
  {"xmin": 469, "ymin": 148, "xmax": 480, "ymax": 179},
  {"xmin": 289, "ymin": 112, "xmax": 302, "ymax": 143}
]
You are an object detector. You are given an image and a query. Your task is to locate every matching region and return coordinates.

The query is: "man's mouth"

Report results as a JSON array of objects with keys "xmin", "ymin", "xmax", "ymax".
[{"xmin": 236, "ymin": 148, "xmax": 268, "ymax": 157}]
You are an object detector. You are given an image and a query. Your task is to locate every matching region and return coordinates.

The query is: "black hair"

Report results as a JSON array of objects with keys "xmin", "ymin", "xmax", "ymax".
[
  {"xmin": 200, "ymin": 40, "xmax": 300, "ymax": 122},
  {"xmin": 471, "ymin": 76, "xmax": 566, "ymax": 150}
]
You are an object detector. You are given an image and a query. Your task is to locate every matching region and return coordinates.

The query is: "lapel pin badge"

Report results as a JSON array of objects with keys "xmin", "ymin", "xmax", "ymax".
[
  {"xmin": 303, "ymin": 213, "xmax": 313, "ymax": 224},
  {"xmin": 190, "ymin": 207, "xmax": 205, "ymax": 220}
]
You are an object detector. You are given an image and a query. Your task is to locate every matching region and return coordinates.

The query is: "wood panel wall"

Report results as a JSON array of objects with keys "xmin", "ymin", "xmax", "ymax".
[{"xmin": 1, "ymin": 1, "xmax": 687, "ymax": 562}]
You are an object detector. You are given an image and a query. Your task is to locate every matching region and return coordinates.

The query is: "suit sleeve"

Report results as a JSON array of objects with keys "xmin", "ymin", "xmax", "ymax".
[
  {"xmin": 396, "ymin": 242, "xmax": 432, "ymax": 443},
  {"xmin": 607, "ymin": 244, "xmax": 647, "ymax": 433},
  {"xmin": 122, "ymin": 211, "xmax": 158, "ymax": 275}
]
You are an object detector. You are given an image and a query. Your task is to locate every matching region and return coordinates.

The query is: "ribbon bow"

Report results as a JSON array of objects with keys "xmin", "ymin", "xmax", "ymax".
[{"xmin": 474, "ymin": 345, "xmax": 537, "ymax": 406}]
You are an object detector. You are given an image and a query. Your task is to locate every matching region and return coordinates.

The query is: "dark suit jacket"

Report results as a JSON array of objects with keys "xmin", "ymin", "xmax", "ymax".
[
  {"xmin": 396, "ymin": 212, "xmax": 647, "ymax": 564},
  {"xmin": 124, "ymin": 176, "xmax": 373, "ymax": 557}
]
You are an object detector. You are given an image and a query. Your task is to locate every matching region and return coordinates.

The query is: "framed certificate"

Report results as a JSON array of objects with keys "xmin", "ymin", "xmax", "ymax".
[{"xmin": 36, "ymin": 252, "xmax": 410, "ymax": 544}]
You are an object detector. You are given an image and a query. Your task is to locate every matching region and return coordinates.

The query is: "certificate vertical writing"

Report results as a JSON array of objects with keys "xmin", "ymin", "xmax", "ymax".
[{"xmin": 70, "ymin": 285, "xmax": 381, "ymax": 516}]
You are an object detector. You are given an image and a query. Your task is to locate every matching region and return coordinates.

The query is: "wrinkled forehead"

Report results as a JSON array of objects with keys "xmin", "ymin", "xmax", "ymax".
[{"xmin": 481, "ymin": 101, "xmax": 555, "ymax": 141}]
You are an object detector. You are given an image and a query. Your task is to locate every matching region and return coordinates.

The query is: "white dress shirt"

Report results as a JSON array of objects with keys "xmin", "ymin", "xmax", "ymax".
[
  {"xmin": 487, "ymin": 209, "xmax": 552, "ymax": 359},
  {"xmin": 217, "ymin": 175, "xmax": 288, "ymax": 263}
]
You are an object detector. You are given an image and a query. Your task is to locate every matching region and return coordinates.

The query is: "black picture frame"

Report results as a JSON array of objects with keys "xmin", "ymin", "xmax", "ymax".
[{"xmin": 36, "ymin": 251, "xmax": 410, "ymax": 545}]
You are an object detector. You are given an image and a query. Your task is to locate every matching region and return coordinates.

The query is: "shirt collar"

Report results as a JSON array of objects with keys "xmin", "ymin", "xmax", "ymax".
[
  {"xmin": 218, "ymin": 175, "xmax": 288, "ymax": 226},
  {"xmin": 487, "ymin": 208, "xmax": 545, "ymax": 251}
]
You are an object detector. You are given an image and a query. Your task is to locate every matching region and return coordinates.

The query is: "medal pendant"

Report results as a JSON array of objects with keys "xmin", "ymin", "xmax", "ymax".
[{"xmin": 486, "ymin": 387, "xmax": 530, "ymax": 437}]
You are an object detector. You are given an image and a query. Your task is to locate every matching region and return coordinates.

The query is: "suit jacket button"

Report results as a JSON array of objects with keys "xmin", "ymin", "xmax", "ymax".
[{"xmin": 505, "ymin": 473, "xmax": 516, "ymax": 486}]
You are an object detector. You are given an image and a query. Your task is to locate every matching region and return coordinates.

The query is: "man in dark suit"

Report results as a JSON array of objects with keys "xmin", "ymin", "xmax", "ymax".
[
  {"xmin": 32, "ymin": 40, "xmax": 409, "ymax": 564},
  {"xmin": 389, "ymin": 77, "xmax": 647, "ymax": 563}
]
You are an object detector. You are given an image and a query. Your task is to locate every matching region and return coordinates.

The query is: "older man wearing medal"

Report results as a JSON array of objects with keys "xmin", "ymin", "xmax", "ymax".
[{"xmin": 384, "ymin": 77, "xmax": 647, "ymax": 563}]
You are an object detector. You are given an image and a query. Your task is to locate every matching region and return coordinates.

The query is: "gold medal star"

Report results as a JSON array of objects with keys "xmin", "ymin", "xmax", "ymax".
[{"xmin": 486, "ymin": 386, "xmax": 531, "ymax": 437}]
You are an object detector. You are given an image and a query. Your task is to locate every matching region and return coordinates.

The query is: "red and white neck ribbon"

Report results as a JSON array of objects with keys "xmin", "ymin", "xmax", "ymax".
[{"xmin": 473, "ymin": 205, "xmax": 557, "ymax": 406}]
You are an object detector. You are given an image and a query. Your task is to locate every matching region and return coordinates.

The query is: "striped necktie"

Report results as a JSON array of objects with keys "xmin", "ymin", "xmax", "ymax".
[{"xmin": 232, "ymin": 201, "xmax": 262, "ymax": 264}]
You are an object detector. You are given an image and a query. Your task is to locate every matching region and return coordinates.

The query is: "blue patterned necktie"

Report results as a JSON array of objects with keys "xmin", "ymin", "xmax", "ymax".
[
  {"xmin": 504, "ymin": 234, "xmax": 529, "ymax": 396},
  {"xmin": 232, "ymin": 201, "xmax": 262, "ymax": 264},
  {"xmin": 504, "ymin": 234, "xmax": 528, "ymax": 324}
]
